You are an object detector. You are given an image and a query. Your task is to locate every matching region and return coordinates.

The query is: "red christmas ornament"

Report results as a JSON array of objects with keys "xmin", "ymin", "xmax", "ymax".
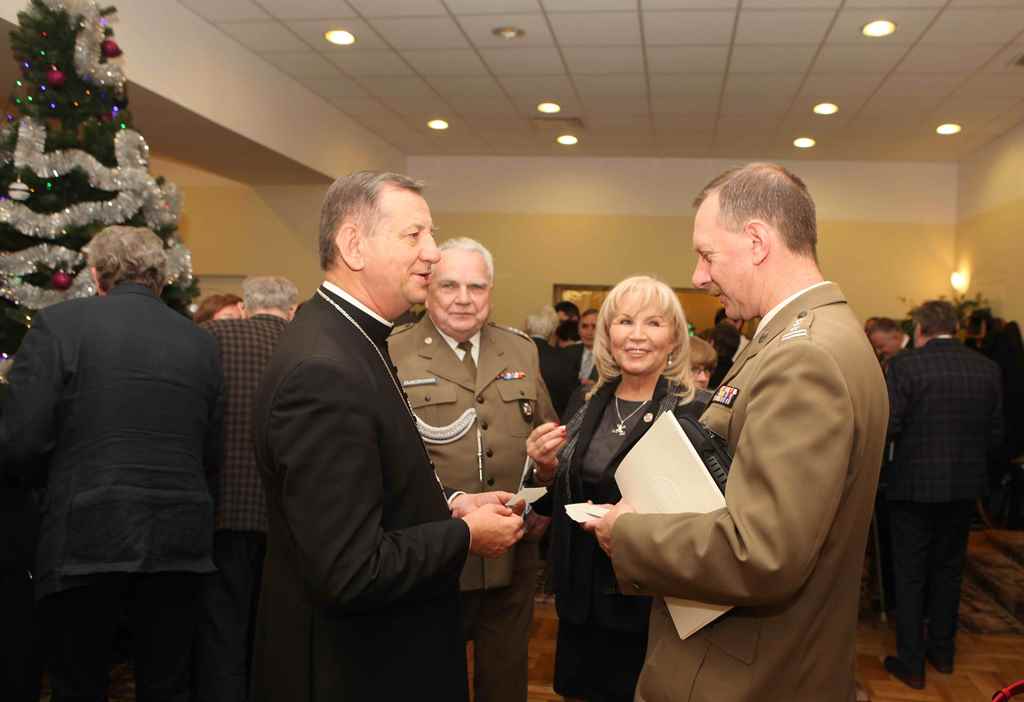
[
  {"xmin": 101, "ymin": 39, "xmax": 122, "ymax": 58},
  {"xmin": 46, "ymin": 68, "xmax": 65, "ymax": 87},
  {"xmin": 51, "ymin": 271, "xmax": 73, "ymax": 290}
]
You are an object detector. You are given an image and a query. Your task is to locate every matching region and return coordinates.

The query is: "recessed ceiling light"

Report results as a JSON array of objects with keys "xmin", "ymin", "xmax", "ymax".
[
  {"xmin": 813, "ymin": 102, "xmax": 839, "ymax": 116},
  {"xmin": 936, "ymin": 123, "xmax": 962, "ymax": 135},
  {"xmin": 556, "ymin": 134, "xmax": 578, "ymax": 146},
  {"xmin": 861, "ymin": 19, "xmax": 896, "ymax": 38},
  {"xmin": 427, "ymin": 119, "xmax": 449, "ymax": 131},
  {"xmin": 537, "ymin": 102, "xmax": 561, "ymax": 114},
  {"xmin": 324, "ymin": 29, "xmax": 356, "ymax": 46},
  {"xmin": 492, "ymin": 26, "xmax": 526, "ymax": 40},
  {"xmin": 793, "ymin": 137, "xmax": 816, "ymax": 149}
]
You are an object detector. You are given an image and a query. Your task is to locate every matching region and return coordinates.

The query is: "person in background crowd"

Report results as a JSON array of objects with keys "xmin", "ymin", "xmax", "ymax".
[
  {"xmin": 193, "ymin": 276, "xmax": 298, "ymax": 702},
  {"xmin": 566, "ymin": 308, "xmax": 599, "ymax": 386},
  {"xmin": 864, "ymin": 316, "xmax": 880, "ymax": 336},
  {"xmin": 526, "ymin": 306, "xmax": 578, "ymax": 419},
  {"xmin": 527, "ymin": 275, "xmax": 711, "ymax": 702},
  {"xmin": 706, "ymin": 320, "xmax": 741, "ymax": 390},
  {"xmin": 714, "ymin": 306, "xmax": 749, "ymax": 360},
  {"xmin": 194, "ymin": 293, "xmax": 245, "ymax": 324},
  {"xmin": 883, "ymin": 300, "xmax": 1003, "ymax": 689},
  {"xmin": 0, "ymin": 225, "xmax": 224, "ymax": 702},
  {"xmin": 555, "ymin": 301, "xmax": 580, "ymax": 324},
  {"xmin": 688, "ymin": 335, "xmax": 717, "ymax": 390},
  {"xmin": 589, "ymin": 163, "xmax": 888, "ymax": 701},
  {"xmin": 390, "ymin": 238, "xmax": 557, "ymax": 702},
  {"xmin": 553, "ymin": 319, "xmax": 581, "ymax": 349},
  {"xmin": 869, "ymin": 317, "xmax": 911, "ymax": 365}
]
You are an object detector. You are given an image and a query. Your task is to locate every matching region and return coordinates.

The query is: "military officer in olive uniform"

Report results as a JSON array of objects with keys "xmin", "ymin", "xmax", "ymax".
[{"xmin": 390, "ymin": 237, "xmax": 557, "ymax": 702}]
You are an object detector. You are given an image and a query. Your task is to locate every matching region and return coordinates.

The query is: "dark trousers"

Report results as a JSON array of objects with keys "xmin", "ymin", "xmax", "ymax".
[
  {"xmin": 888, "ymin": 500, "xmax": 974, "ymax": 672},
  {"xmin": 42, "ymin": 572, "xmax": 202, "ymax": 702},
  {"xmin": 193, "ymin": 531, "xmax": 266, "ymax": 702},
  {"xmin": 0, "ymin": 570, "xmax": 42, "ymax": 702}
]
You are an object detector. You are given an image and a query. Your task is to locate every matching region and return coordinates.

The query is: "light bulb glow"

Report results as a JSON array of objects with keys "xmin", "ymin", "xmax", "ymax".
[
  {"xmin": 492, "ymin": 26, "xmax": 526, "ymax": 40},
  {"xmin": 813, "ymin": 102, "xmax": 839, "ymax": 115},
  {"xmin": 936, "ymin": 123, "xmax": 962, "ymax": 135},
  {"xmin": 427, "ymin": 119, "xmax": 449, "ymax": 130},
  {"xmin": 862, "ymin": 20, "xmax": 896, "ymax": 37},
  {"xmin": 556, "ymin": 134, "xmax": 578, "ymax": 146},
  {"xmin": 537, "ymin": 102, "xmax": 561, "ymax": 114},
  {"xmin": 950, "ymin": 271, "xmax": 968, "ymax": 293},
  {"xmin": 793, "ymin": 137, "xmax": 816, "ymax": 149},
  {"xmin": 324, "ymin": 29, "xmax": 356, "ymax": 46}
]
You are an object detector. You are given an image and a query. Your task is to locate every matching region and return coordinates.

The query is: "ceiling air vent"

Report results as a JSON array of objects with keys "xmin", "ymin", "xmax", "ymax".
[{"xmin": 530, "ymin": 116, "xmax": 585, "ymax": 131}]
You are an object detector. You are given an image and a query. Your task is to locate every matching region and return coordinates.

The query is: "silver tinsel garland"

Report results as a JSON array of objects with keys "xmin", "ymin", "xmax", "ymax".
[
  {"xmin": 0, "ymin": 243, "xmax": 95, "ymax": 309},
  {"xmin": 0, "ymin": 117, "xmax": 182, "ymax": 238},
  {"xmin": 42, "ymin": 0, "xmax": 126, "ymax": 95}
]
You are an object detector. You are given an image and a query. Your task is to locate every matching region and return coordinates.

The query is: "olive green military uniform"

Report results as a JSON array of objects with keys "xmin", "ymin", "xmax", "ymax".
[
  {"xmin": 390, "ymin": 316, "xmax": 557, "ymax": 702},
  {"xmin": 611, "ymin": 283, "xmax": 889, "ymax": 702}
]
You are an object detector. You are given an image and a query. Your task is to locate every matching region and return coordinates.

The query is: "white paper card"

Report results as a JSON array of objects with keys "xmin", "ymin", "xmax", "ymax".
[
  {"xmin": 565, "ymin": 503, "xmax": 610, "ymax": 523},
  {"xmin": 615, "ymin": 411, "xmax": 732, "ymax": 640},
  {"xmin": 505, "ymin": 487, "xmax": 548, "ymax": 508}
]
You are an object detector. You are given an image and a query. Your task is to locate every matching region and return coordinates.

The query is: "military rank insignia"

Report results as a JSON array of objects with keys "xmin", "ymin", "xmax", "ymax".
[
  {"xmin": 498, "ymin": 370, "xmax": 527, "ymax": 380},
  {"xmin": 712, "ymin": 385, "xmax": 739, "ymax": 408},
  {"xmin": 519, "ymin": 399, "xmax": 533, "ymax": 422}
]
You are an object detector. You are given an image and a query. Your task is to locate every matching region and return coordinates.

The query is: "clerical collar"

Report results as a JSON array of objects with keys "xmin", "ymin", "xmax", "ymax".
[
  {"xmin": 318, "ymin": 283, "xmax": 391, "ymax": 347},
  {"xmin": 755, "ymin": 280, "xmax": 832, "ymax": 338},
  {"xmin": 321, "ymin": 281, "xmax": 393, "ymax": 328}
]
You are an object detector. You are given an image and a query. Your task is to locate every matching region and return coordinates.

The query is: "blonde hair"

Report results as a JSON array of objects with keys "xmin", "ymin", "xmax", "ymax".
[
  {"xmin": 688, "ymin": 335, "xmax": 717, "ymax": 371},
  {"xmin": 589, "ymin": 275, "xmax": 695, "ymax": 402}
]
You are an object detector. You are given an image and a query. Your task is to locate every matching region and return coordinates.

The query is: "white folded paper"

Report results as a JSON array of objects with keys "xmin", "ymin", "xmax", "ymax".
[
  {"xmin": 615, "ymin": 411, "xmax": 732, "ymax": 640},
  {"xmin": 505, "ymin": 486, "xmax": 548, "ymax": 508},
  {"xmin": 564, "ymin": 503, "xmax": 610, "ymax": 522}
]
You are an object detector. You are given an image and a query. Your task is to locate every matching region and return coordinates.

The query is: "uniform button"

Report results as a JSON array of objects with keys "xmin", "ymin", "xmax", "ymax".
[
  {"xmin": 487, "ymin": 477, "xmax": 495, "ymax": 486},
  {"xmin": 632, "ymin": 582, "xmax": 642, "ymax": 592},
  {"xmin": 797, "ymin": 310, "xmax": 808, "ymax": 318},
  {"xmin": 759, "ymin": 334, "xmax": 768, "ymax": 343},
  {"xmin": 476, "ymin": 395, "xmax": 484, "ymax": 403},
  {"xmin": 519, "ymin": 390, "xmax": 525, "ymax": 396},
  {"xmin": 424, "ymin": 395, "xmax": 431, "ymax": 401},
  {"xmin": 486, "ymin": 448, "xmax": 494, "ymax": 458},
  {"xmin": 481, "ymin": 421, "xmax": 489, "ymax": 430}
]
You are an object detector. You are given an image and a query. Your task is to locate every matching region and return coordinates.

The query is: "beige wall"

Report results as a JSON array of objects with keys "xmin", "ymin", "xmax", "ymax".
[
  {"xmin": 413, "ymin": 156, "xmax": 958, "ymax": 329},
  {"xmin": 958, "ymin": 120, "xmax": 1024, "ymax": 323}
]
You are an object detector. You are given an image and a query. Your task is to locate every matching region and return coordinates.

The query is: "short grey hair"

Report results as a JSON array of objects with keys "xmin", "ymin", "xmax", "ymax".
[
  {"xmin": 83, "ymin": 225, "xmax": 166, "ymax": 293},
  {"xmin": 437, "ymin": 237, "xmax": 494, "ymax": 283},
  {"xmin": 242, "ymin": 276, "xmax": 298, "ymax": 312},
  {"xmin": 525, "ymin": 306, "xmax": 558, "ymax": 338},
  {"xmin": 318, "ymin": 171, "xmax": 425, "ymax": 271}
]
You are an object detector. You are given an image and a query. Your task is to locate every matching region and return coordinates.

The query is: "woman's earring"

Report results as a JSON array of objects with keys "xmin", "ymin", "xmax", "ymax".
[{"xmin": 667, "ymin": 353, "xmax": 674, "ymax": 366}]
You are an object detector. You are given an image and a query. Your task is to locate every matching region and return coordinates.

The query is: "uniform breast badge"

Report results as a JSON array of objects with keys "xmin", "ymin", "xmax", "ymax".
[
  {"xmin": 497, "ymin": 370, "xmax": 527, "ymax": 380},
  {"xmin": 712, "ymin": 385, "xmax": 740, "ymax": 408}
]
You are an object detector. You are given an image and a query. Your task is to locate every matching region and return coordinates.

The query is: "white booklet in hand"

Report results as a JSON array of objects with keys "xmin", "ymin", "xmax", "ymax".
[{"xmin": 615, "ymin": 411, "xmax": 732, "ymax": 640}]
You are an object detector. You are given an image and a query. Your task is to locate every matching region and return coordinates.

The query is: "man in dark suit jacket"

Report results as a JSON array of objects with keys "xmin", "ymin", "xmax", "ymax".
[
  {"xmin": 0, "ymin": 226, "xmax": 223, "ymax": 701},
  {"xmin": 883, "ymin": 300, "xmax": 1003, "ymax": 689},
  {"xmin": 526, "ymin": 308, "xmax": 577, "ymax": 418},
  {"xmin": 194, "ymin": 276, "xmax": 297, "ymax": 702},
  {"xmin": 250, "ymin": 171, "xmax": 525, "ymax": 702}
]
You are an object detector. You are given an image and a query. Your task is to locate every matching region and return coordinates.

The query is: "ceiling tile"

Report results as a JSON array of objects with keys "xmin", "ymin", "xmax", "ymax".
[
  {"xmin": 445, "ymin": 0, "xmax": 540, "ymax": 11},
  {"xmin": 562, "ymin": 47, "xmax": 644, "ymax": 74},
  {"xmin": 812, "ymin": 44, "xmax": 907, "ymax": 73},
  {"xmin": 479, "ymin": 47, "xmax": 565, "ymax": 74},
  {"xmin": 326, "ymin": 49, "xmax": 415, "ymax": 76},
  {"xmin": 949, "ymin": 0, "xmax": 1024, "ymax": 5},
  {"xmin": 327, "ymin": 95, "xmax": 389, "ymax": 114},
  {"xmin": 432, "ymin": 76, "xmax": 507, "ymax": 100},
  {"xmin": 827, "ymin": 8, "xmax": 941, "ymax": 46},
  {"xmin": 499, "ymin": 74, "xmax": 575, "ymax": 97},
  {"xmin": 799, "ymin": 73, "xmax": 885, "ymax": 97},
  {"xmin": 650, "ymin": 91, "xmax": 720, "ymax": 112},
  {"xmin": 456, "ymin": 13, "xmax": 555, "ymax": 48},
  {"xmin": 985, "ymin": 44, "xmax": 1024, "ymax": 73},
  {"xmin": 720, "ymin": 91, "xmax": 792, "ymax": 116},
  {"xmin": 646, "ymin": 45, "xmax": 728, "ymax": 73},
  {"xmin": 359, "ymin": 75, "xmax": 438, "ymax": 97},
  {"xmin": 179, "ymin": 0, "xmax": 269, "ymax": 22},
  {"xmin": 260, "ymin": 51, "xmax": 341, "ymax": 78},
  {"xmin": 286, "ymin": 19, "xmax": 389, "ymax": 49},
  {"xmin": 874, "ymin": 73, "xmax": 965, "ymax": 98},
  {"xmin": 445, "ymin": 93, "xmax": 520, "ymax": 113},
  {"xmin": 578, "ymin": 94, "xmax": 650, "ymax": 113},
  {"xmin": 858, "ymin": 95, "xmax": 943, "ymax": 119},
  {"xmin": 653, "ymin": 111, "xmax": 718, "ymax": 130},
  {"xmin": 543, "ymin": 0, "xmax": 638, "ymax": 9},
  {"xmin": 642, "ymin": 11, "xmax": 736, "ymax": 45},
  {"xmin": 897, "ymin": 44, "xmax": 1003, "ymax": 74},
  {"xmin": 643, "ymin": 0, "xmax": 737, "ymax": 8},
  {"xmin": 730, "ymin": 45, "xmax": 817, "ymax": 73},
  {"xmin": 746, "ymin": 0, "xmax": 840, "ymax": 6},
  {"xmin": 725, "ymin": 73, "xmax": 804, "ymax": 96},
  {"xmin": 217, "ymin": 21, "xmax": 309, "ymax": 52},
  {"xmin": 789, "ymin": 94, "xmax": 868, "ymax": 117},
  {"xmin": 299, "ymin": 75, "xmax": 369, "ymax": 97},
  {"xmin": 585, "ymin": 112, "xmax": 651, "ymax": 128},
  {"xmin": 921, "ymin": 10, "xmax": 1024, "ymax": 45},
  {"xmin": 374, "ymin": 95, "xmax": 453, "ymax": 120},
  {"xmin": 400, "ymin": 49, "xmax": 488, "ymax": 75},
  {"xmin": 934, "ymin": 95, "xmax": 1023, "ymax": 124},
  {"xmin": 547, "ymin": 12, "xmax": 642, "ymax": 47},
  {"xmin": 574, "ymin": 73, "xmax": 648, "ymax": 97},
  {"xmin": 735, "ymin": 10, "xmax": 834, "ymax": 45},
  {"xmin": 345, "ymin": 0, "xmax": 447, "ymax": 17},
  {"xmin": 370, "ymin": 17, "xmax": 470, "ymax": 49},
  {"xmin": 257, "ymin": 0, "xmax": 358, "ymax": 20},
  {"xmin": 649, "ymin": 72, "xmax": 723, "ymax": 95},
  {"xmin": 953, "ymin": 73, "xmax": 1024, "ymax": 98},
  {"xmin": 845, "ymin": 0, "xmax": 943, "ymax": 6}
]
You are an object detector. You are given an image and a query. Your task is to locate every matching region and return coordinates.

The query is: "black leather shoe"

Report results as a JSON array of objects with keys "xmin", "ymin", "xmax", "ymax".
[
  {"xmin": 926, "ymin": 652, "xmax": 953, "ymax": 674},
  {"xmin": 884, "ymin": 656, "xmax": 925, "ymax": 690}
]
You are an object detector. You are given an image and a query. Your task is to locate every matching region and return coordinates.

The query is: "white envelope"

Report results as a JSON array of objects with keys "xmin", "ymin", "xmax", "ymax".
[
  {"xmin": 564, "ymin": 503, "xmax": 610, "ymax": 522},
  {"xmin": 505, "ymin": 486, "xmax": 548, "ymax": 508}
]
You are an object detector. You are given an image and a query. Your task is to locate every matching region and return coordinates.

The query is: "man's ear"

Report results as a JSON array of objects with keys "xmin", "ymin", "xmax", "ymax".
[
  {"xmin": 336, "ymin": 220, "xmax": 366, "ymax": 271},
  {"xmin": 745, "ymin": 220, "xmax": 770, "ymax": 266},
  {"xmin": 89, "ymin": 267, "xmax": 107, "ymax": 296}
]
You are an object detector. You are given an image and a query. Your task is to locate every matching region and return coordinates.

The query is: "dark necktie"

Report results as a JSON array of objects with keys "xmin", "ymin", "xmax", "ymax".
[{"xmin": 457, "ymin": 339, "xmax": 476, "ymax": 379}]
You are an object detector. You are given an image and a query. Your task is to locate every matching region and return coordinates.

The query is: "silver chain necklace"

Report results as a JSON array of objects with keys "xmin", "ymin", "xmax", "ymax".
[{"xmin": 613, "ymin": 396, "xmax": 648, "ymax": 436}]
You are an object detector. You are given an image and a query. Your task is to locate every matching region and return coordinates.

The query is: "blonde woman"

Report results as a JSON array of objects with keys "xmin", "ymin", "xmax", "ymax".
[{"xmin": 526, "ymin": 275, "xmax": 711, "ymax": 702}]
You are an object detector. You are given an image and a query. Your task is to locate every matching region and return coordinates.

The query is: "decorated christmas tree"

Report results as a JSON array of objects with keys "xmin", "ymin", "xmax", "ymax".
[{"xmin": 0, "ymin": 0, "xmax": 197, "ymax": 357}]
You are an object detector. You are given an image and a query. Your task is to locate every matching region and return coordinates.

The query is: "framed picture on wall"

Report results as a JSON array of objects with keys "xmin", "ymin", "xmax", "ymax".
[{"xmin": 553, "ymin": 284, "xmax": 725, "ymax": 334}]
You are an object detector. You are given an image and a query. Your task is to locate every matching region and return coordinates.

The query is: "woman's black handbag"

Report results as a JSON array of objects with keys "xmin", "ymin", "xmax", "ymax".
[{"xmin": 675, "ymin": 415, "xmax": 731, "ymax": 495}]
